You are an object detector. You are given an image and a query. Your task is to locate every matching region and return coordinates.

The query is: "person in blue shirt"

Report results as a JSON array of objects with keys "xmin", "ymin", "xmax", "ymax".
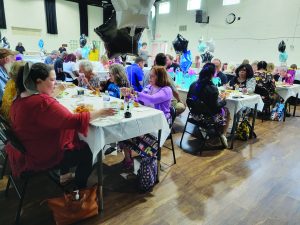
[
  {"xmin": 108, "ymin": 64, "xmax": 129, "ymax": 98},
  {"xmin": 44, "ymin": 50, "xmax": 59, "ymax": 65},
  {"xmin": 126, "ymin": 57, "xmax": 145, "ymax": 92},
  {"xmin": 0, "ymin": 48, "xmax": 16, "ymax": 101}
]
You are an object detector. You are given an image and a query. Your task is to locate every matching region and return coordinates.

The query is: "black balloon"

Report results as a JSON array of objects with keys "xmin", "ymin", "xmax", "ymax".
[
  {"xmin": 278, "ymin": 40, "xmax": 286, "ymax": 53},
  {"xmin": 172, "ymin": 34, "xmax": 189, "ymax": 54},
  {"xmin": 94, "ymin": 15, "xmax": 144, "ymax": 59},
  {"xmin": 201, "ymin": 52, "xmax": 214, "ymax": 63},
  {"xmin": 80, "ymin": 34, "xmax": 87, "ymax": 48}
]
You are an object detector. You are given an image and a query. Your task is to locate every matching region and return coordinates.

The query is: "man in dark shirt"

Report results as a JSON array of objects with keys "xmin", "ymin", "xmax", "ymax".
[
  {"xmin": 126, "ymin": 57, "xmax": 145, "ymax": 91},
  {"xmin": 15, "ymin": 42, "xmax": 25, "ymax": 54},
  {"xmin": 166, "ymin": 54, "xmax": 181, "ymax": 73},
  {"xmin": 54, "ymin": 52, "xmax": 67, "ymax": 81},
  {"xmin": 59, "ymin": 44, "xmax": 67, "ymax": 53},
  {"xmin": 212, "ymin": 58, "xmax": 228, "ymax": 86}
]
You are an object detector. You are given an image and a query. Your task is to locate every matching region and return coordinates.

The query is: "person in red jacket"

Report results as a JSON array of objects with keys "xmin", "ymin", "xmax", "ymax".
[{"xmin": 6, "ymin": 62, "xmax": 115, "ymax": 188}]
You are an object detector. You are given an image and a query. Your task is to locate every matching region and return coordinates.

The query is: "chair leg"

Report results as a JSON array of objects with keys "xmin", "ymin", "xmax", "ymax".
[
  {"xmin": 0, "ymin": 153, "xmax": 8, "ymax": 179},
  {"xmin": 5, "ymin": 174, "xmax": 11, "ymax": 197},
  {"xmin": 15, "ymin": 177, "xmax": 29, "ymax": 225},
  {"xmin": 170, "ymin": 134, "xmax": 176, "ymax": 164},
  {"xmin": 180, "ymin": 119, "xmax": 189, "ymax": 148}
]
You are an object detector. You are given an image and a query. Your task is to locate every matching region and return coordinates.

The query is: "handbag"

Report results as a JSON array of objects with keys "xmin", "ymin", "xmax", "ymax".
[
  {"xmin": 47, "ymin": 186, "xmax": 98, "ymax": 225},
  {"xmin": 131, "ymin": 134, "xmax": 159, "ymax": 158}
]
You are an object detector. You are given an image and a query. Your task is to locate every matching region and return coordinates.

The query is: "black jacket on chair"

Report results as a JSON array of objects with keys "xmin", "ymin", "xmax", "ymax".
[{"xmin": 187, "ymin": 81, "xmax": 226, "ymax": 116}]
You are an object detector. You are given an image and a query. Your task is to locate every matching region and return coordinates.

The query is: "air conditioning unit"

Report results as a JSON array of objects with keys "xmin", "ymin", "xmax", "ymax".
[{"xmin": 195, "ymin": 10, "xmax": 209, "ymax": 24}]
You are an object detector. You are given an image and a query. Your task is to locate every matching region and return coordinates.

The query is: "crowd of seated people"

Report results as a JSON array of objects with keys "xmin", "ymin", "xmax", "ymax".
[{"xmin": 1, "ymin": 45, "xmax": 300, "ymax": 189}]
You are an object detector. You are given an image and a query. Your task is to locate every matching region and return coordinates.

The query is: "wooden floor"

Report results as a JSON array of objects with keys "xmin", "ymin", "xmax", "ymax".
[{"xmin": 1, "ymin": 109, "xmax": 300, "ymax": 225}]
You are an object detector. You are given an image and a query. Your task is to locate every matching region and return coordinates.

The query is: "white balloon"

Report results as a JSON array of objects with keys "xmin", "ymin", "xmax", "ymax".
[
  {"xmin": 206, "ymin": 39, "xmax": 215, "ymax": 53},
  {"xmin": 111, "ymin": 0, "xmax": 155, "ymax": 32}
]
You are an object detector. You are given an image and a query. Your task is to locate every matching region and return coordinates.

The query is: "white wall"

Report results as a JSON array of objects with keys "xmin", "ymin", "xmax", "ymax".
[
  {"xmin": 1, "ymin": 0, "xmax": 103, "ymax": 53},
  {"xmin": 154, "ymin": 0, "xmax": 300, "ymax": 66}
]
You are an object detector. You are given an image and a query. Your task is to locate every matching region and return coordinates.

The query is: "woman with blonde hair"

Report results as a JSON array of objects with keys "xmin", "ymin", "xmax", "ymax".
[
  {"xmin": 100, "ymin": 55, "xmax": 109, "ymax": 70},
  {"xmin": 0, "ymin": 61, "xmax": 26, "ymax": 121},
  {"xmin": 267, "ymin": 62, "xmax": 275, "ymax": 74}
]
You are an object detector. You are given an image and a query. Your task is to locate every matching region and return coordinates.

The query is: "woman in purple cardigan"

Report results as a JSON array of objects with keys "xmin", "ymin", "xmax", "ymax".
[{"xmin": 120, "ymin": 66, "xmax": 173, "ymax": 169}]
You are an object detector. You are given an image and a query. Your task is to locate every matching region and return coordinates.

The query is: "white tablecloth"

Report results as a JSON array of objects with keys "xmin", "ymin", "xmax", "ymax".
[
  {"xmin": 57, "ymin": 87, "xmax": 170, "ymax": 163},
  {"xmin": 225, "ymin": 94, "xmax": 265, "ymax": 116},
  {"xmin": 178, "ymin": 89, "xmax": 264, "ymax": 116},
  {"xmin": 276, "ymin": 84, "xmax": 300, "ymax": 102}
]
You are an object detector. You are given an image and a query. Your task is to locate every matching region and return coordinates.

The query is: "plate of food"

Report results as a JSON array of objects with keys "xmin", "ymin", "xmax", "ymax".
[
  {"xmin": 56, "ymin": 91, "xmax": 69, "ymax": 98},
  {"xmin": 65, "ymin": 83, "xmax": 76, "ymax": 88},
  {"xmin": 73, "ymin": 104, "xmax": 94, "ymax": 113}
]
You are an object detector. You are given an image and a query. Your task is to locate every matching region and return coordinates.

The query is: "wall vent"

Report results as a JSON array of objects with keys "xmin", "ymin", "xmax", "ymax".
[{"xmin": 179, "ymin": 25, "xmax": 187, "ymax": 32}]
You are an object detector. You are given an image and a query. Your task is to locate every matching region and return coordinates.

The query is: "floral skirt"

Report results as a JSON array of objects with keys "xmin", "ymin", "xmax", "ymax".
[{"xmin": 192, "ymin": 107, "xmax": 229, "ymax": 127}]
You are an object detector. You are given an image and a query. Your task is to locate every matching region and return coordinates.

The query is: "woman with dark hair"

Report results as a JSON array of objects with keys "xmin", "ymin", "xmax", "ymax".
[
  {"xmin": 63, "ymin": 53, "xmax": 77, "ymax": 80},
  {"xmin": 254, "ymin": 60, "xmax": 276, "ymax": 108},
  {"xmin": 229, "ymin": 64, "xmax": 256, "ymax": 94},
  {"xmin": 120, "ymin": 66, "xmax": 173, "ymax": 169},
  {"xmin": 187, "ymin": 63, "xmax": 230, "ymax": 148},
  {"xmin": 7, "ymin": 62, "xmax": 115, "ymax": 188}
]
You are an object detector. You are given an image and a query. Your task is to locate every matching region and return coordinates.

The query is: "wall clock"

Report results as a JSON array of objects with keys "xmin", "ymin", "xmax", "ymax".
[{"xmin": 226, "ymin": 13, "xmax": 236, "ymax": 24}]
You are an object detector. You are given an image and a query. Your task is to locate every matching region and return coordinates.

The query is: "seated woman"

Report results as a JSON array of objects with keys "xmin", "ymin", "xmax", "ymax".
[
  {"xmin": 0, "ymin": 61, "xmax": 25, "ymax": 122},
  {"xmin": 100, "ymin": 55, "xmax": 109, "ymax": 70},
  {"xmin": 107, "ymin": 64, "xmax": 129, "ymax": 98},
  {"xmin": 120, "ymin": 66, "xmax": 173, "ymax": 168},
  {"xmin": 63, "ymin": 53, "xmax": 77, "ymax": 81},
  {"xmin": 78, "ymin": 60, "xmax": 101, "ymax": 90},
  {"xmin": 187, "ymin": 63, "xmax": 230, "ymax": 148},
  {"xmin": 228, "ymin": 64, "xmax": 256, "ymax": 94},
  {"xmin": 6, "ymin": 62, "xmax": 115, "ymax": 188}
]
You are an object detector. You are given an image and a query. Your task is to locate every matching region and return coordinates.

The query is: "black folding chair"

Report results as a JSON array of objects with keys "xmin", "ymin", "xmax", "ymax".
[
  {"xmin": 180, "ymin": 98, "xmax": 226, "ymax": 155},
  {"xmin": 162, "ymin": 106, "xmax": 177, "ymax": 165},
  {"xmin": 0, "ymin": 116, "xmax": 61, "ymax": 225},
  {"xmin": 255, "ymin": 85, "xmax": 272, "ymax": 122}
]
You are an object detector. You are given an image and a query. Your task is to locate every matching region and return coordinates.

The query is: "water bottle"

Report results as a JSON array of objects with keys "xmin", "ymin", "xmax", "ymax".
[{"xmin": 103, "ymin": 90, "xmax": 110, "ymax": 107}]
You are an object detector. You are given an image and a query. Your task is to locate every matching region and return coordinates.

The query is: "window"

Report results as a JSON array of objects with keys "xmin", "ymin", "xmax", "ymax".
[
  {"xmin": 187, "ymin": 0, "xmax": 201, "ymax": 10},
  {"xmin": 159, "ymin": 2, "xmax": 170, "ymax": 14},
  {"xmin": 223, "ymin": 0, "xmax": 240, "ymax": 6},
  {"xmin": 151, "ymin": 6, "xmax": 156, "ymax": 19}
]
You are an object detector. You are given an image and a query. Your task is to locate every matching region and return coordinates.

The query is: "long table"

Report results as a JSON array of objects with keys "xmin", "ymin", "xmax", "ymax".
[
  {"xmin": 276, "ymin": 84, "xmax": 300, "ymax": 121},
  {"xmin": 57, "ymin": 87, "xmax": 170, "ymax": 211},
  {"xmin": 178, "ymin": 88, "xmax": 264, "ymax": 148}
]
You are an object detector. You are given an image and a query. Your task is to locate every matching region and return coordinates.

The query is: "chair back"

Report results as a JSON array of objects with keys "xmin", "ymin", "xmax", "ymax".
[
  {"xmin": 0, "ymin": 115, "xmax": 26, "ymax": 154},
  {"xmin": 186, "ymin": 97, "xmax": 212, "ymax": 117}
]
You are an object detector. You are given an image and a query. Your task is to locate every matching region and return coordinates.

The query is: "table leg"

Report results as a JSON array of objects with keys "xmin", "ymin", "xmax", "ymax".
[
  {"xmin": 293, "ymin": 94, "xmax": 298, "ymax": 117},
  {"xmin": 283, "ymin": 101, "xmax": 288, "ymax": 122},
  {"xmin": 157, "ymin": 129, "xmax": 162, "ymax": 182},
  {"xmin": 250, "ymin": 104, "xmax": 258, "ymax": 139},
  {"xmin": 97, "ymin": 151, "xmax": 104, "ymax": 212},
  {"xmin": 230, "ymin": 113, "xmax": 240, "ymax": 149}
]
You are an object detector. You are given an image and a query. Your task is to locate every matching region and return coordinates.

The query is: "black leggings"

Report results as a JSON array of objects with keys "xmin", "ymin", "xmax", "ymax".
[{"xmin": 59, "ymin": 143, "xmax": 93, "ymax": 189}]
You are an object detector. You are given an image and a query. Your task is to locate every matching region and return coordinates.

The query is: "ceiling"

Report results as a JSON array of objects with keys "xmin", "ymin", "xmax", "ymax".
[{"xmin": 65, "ymin": 0, "xmax": 162, "ymax": 8}]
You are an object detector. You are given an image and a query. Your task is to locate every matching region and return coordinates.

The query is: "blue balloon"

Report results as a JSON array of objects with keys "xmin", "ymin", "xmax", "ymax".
[
  {"xmin": 38, "ymin": 39, "xmax": 44, "ymax": 49},
  {"xmin": 81, "ymin": 46, "xmax": 90, "ymax": 59},
  {"xmin": 279, "ymin": 52, "xmax": 288, "ymax": 62},
  {"xmin": 180, "ymin": 50, "xmax": 192, "ymax": 73},
  {"xmin": 212, "ymin": 77, "xmax": 221, "ymax": 86},
  {"xmin": 198, "ymin": 42, "xmax": 207, "ymax": 53},
  {"xmin": 138, "ymin": 41, "xmax": 142, "ymax": 49}
]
